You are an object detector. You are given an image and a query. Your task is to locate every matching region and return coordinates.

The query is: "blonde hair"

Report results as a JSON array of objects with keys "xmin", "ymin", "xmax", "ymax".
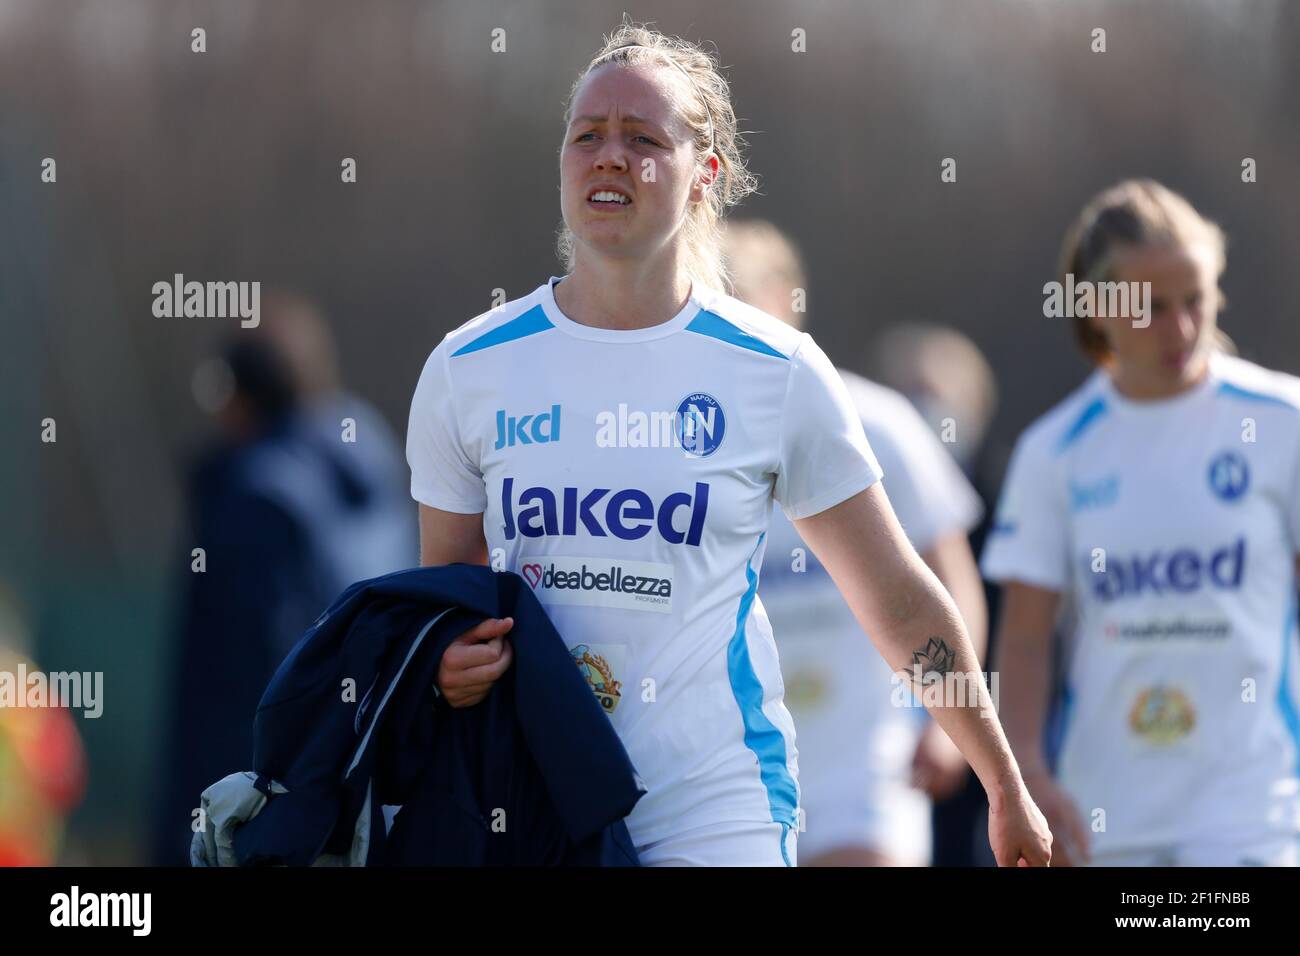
[
  {"xmin": 1058, "ymin": 179, "xmax": 1229, "ymax": 364},
  {"xmin": 557, "ymin": 19, "xmax": 757, "ymax": 292},
  {"xmin": 720, "ymin": 219, "xmax": 807, "ymax": 327}
]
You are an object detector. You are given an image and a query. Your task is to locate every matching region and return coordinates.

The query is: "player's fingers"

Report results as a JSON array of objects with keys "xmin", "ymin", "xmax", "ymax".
[
  {"xmin": 452, "ymin": 617, "xmax": 514, "ymax": 646},
  {"xmin": 991, "ymin": 833, "xmax": 1017, "ymax": 868},
  {"xmin": 1047, "ymin": 825, "xmax": 1076, "ymax": 867},
  {"xmin": 450, "ymin": 680, "xmax": 494, "ymax": 699},
  {"xmin": 1019, "ymin": 839, "xmax": 1051, "ymax": 867},
  {"xmin": 449, "ymin": 641, "xmax": 514, "ymax": 686},
  {"xmin": 448, "ymin": 660, "xmax": 505, "ymax": 688},
  {"xmin": 445, "ymin": 687, "xmax": 488, "ymax": 708},
  {"xmin": 495, "ymin": 637, "xmax": 514, "ymax": 673},
  {"xmin": 1013, "ymin": 842, "xmax": 1045, "ymax": 868},
  {"xmin": 443, "ymin": 638, "xmax": 503, "ymax": 670}
]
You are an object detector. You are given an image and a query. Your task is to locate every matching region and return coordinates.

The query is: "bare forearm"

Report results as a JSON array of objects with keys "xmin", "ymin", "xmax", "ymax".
[
  {"xmin": 990, "ymin": 582, "xmax": 1062, "ymax": 780},
  {"xmin": 993, "ymin": 628, "xmax": 1053, "ymax": 779},
  {"xmin": 866, "ymin": 561, "xmax": 1021, "ymax": 796},
  {"xmin": 794, "ymin": 485, "xmax": 1053, "ymax": 863},
  {"xmin": 795, "ymin": 485, "xmax": 1025, "ymax": 796},
  {"xmin": 922, "ymin": 533, "xmax": 988, "ymax": 663}
]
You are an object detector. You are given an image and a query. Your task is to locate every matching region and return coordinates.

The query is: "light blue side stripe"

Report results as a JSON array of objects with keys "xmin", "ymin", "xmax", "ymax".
[
  {"xmin": 685, "ymin": 310, "xmax": 789, "ymax": 360},
  {"xmin": 726, "ymin": 532, "xmax": 799, "ymax": 848},
  {"xmin": 451, "ymin": 305, "xmax": 554, "ymax": 357},
  {"xmin": 1278, "ymin": 593, "xmax": 1300, "ymax": 777},
  {"xmin": 1056, "ymin": 397, "xmax": 1107, "ymax": 454},
  {"xmin": 1218, "ymin": 380, "xmax": 1299, "ymax": 411}
]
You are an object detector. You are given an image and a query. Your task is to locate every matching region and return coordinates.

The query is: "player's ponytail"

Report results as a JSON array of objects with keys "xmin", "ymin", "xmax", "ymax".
[
  {"xmin": 558, "ymin": 19, "xmax": 757, "ymax": 293},
  {"xmin": 1057, "ymin": 179, "xmax": 1229, "ymax": 365}
]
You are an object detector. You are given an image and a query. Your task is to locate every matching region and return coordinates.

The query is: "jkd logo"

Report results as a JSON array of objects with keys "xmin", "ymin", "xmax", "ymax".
[
  {"xmin": 495, "ymin": 404, "xmax": 561, "ymax": 449},
  {"xmin": 1069, "ymin": 475, "xmax": 1119, "ymax": 512},
  {"xmin": 1090, "ymin": 538, "xmax": 1245, "ymax": 602}
]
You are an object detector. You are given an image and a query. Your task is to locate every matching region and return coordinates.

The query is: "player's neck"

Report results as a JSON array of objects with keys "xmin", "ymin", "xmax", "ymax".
[
  {"xmin": 1108, "ymin": 354, "xmax": 1211, "ymax": 402},
  {"xmin": 556, "ymin": 254, "xmax": 693, "ymax": 331}
]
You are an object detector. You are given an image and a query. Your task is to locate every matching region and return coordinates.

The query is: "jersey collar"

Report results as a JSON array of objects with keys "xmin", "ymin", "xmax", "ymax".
[
  {"xmin": 538, "ymin": 276, "xmax": 703, "ymax": 344},
  {"xmin": 1098, "ymin": 350, "xmax": 1222, "ymax": 416}
]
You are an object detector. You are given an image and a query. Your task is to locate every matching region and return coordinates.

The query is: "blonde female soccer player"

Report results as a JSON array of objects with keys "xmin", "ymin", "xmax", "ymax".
[
  {"xmin": 407, "ymin": 21, "xmax": 1050, "ymax": 867},
  {"xmin": 985, "ymin": 180, "xmax": 1300, "ymax": 866}
]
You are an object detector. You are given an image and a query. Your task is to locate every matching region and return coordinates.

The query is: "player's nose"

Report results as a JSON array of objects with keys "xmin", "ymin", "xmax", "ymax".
[
  {"xmin": 593, "ymin": 141, "xmax": 629, "ymax": 172},
  {"xmin": 1170, "ymin": 307, "xmax": 1198, "ymax": 343}
]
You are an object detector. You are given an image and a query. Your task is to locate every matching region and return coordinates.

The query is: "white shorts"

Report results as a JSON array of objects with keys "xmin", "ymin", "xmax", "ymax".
[
  {"xmin": 798, "ymin": 772, "xmax": 931, "ymax": 866},
  {"xmin": 777, "ymin": 627, "xmax": 931, "ymax": 865},
  {"xmin": 635, "ymin": 819, "xmax": 797, "ymax": 867},
  {"xmin": 1090, "ymin": 834, "xmax": 1300, "ymax": 867}
]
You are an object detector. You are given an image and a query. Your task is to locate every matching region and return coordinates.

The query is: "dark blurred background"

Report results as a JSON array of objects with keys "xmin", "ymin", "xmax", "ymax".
[{"xmin": 1, "ymin": 0, "xmax": 1297, "ymax": 862}]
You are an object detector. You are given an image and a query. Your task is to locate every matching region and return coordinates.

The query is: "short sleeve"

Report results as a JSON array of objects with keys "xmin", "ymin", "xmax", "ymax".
[
  {"xmin": 774, "ymin": 335, "xmax": 882, "ymax": 520},
  {"xmin": 1288, "ymin": 440, "xmax": 1300, "ymax": 556},
  {"xmin": 979, "ymin": 431, "xmax": 1069, "ymax": 591},
  {"xmin": 866, "ymin": 401, "xmax": 983, "ymax": 553},
  {"xmin": 405, "ymin": 342, "xmax": 488, "ymax": 514}
]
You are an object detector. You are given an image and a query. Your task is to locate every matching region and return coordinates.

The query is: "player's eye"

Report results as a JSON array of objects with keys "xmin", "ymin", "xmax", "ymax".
[
  {"xmin": 633, "ymin": 134, "xmax": 661, "ymax": 146},
  {"xmin": 574, "ymin": 131, "xmax": 598, "ymax": 143}
]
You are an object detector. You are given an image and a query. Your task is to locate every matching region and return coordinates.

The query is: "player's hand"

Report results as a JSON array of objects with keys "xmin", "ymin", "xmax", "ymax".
[
  {"xmin": 1021, "ymin": 770, "xmax": 1091, "ymax": 866},
  {"xmin": 986, "ymin": 775, "xmax": 1054, "ymax": 867},
  {"xmin": 436, "ymin": 617, "xmax": 514, "ymax": 708},
  {"xmin": 910, "ymin": 721, "xmax": 969, "ymax": 800}
]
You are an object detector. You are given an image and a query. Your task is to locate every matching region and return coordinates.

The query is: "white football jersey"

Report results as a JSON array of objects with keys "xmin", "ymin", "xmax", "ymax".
[
  {"xmin": 760, "ymin": 371, "xmax": 982, "ymax": 859},
  {"xmin": 406, "ymin": 277, "xmax": 882, "ymax": 851},
  {"xmin": 982, "ymin": 352, "xmax": 1300, "ymax": 852}
]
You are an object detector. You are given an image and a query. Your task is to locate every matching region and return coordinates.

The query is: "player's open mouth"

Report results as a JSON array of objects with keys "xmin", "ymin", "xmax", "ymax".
[{"xmin": 587, "ymin": 189, "xmax": 632, "ymax": 207}]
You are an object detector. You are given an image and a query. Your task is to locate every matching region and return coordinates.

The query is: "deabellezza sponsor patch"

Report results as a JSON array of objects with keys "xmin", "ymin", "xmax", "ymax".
[{"xmin": 520, "ymin": 556, "xmax": 673, "ymax": 613}]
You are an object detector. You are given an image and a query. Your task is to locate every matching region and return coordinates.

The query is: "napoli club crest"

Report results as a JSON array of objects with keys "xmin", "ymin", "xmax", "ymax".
[
  {"xmin": 676, "ymin": 392, "xmax": 725, "ymax": 457},
  {"xmin": 1207, "ymin": 451, "xmax": 1249, "ymax": 502}
]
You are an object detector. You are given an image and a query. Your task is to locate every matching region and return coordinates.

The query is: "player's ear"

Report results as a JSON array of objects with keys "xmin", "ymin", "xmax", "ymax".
[
  {"xmin": 1086, "ymin": 311, "xmax": 1113, "ymax": 351},
  {"xmin": 690, "ymin": 154, "xmax": 719, "ymax": 203}
]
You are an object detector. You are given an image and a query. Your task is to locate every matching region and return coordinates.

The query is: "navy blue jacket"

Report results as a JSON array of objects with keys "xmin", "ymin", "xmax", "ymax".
[{"xmin": 231, "ymin": 565, "xmax": 645, "ymax": 865}]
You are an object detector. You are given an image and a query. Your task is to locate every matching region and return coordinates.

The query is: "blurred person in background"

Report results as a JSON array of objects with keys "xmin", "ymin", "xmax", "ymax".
[
  {"xmin": 868, "ymin": 324, "xmax": 997, "ymax": 477},
  {"xmin": 152, "ymin": 291, "xmax": 416, "ymax": 864},
  {"xmin": 723, "ymin": 219, "xmax": 987, "ymax": 866},
  {"xmin": 984, "ymin": 179, "xmax": 1300, "ymax": 866},
  {"xmin": 0, "ymin": 589, "xmax": 87, "ymax": 866},
  {"xmin": 869, "ymin": 323, "xmax": 1002, "ymax": 867}
]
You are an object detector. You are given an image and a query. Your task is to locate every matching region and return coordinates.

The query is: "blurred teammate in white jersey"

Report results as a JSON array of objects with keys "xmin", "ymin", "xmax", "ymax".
[
  {"xmin": 984, "ymin": 180, "xmax": 1300, "ymax": 866},
  {"xmin": 724, "ymin": 220, "xmax": 987, "ymax": 865}
]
